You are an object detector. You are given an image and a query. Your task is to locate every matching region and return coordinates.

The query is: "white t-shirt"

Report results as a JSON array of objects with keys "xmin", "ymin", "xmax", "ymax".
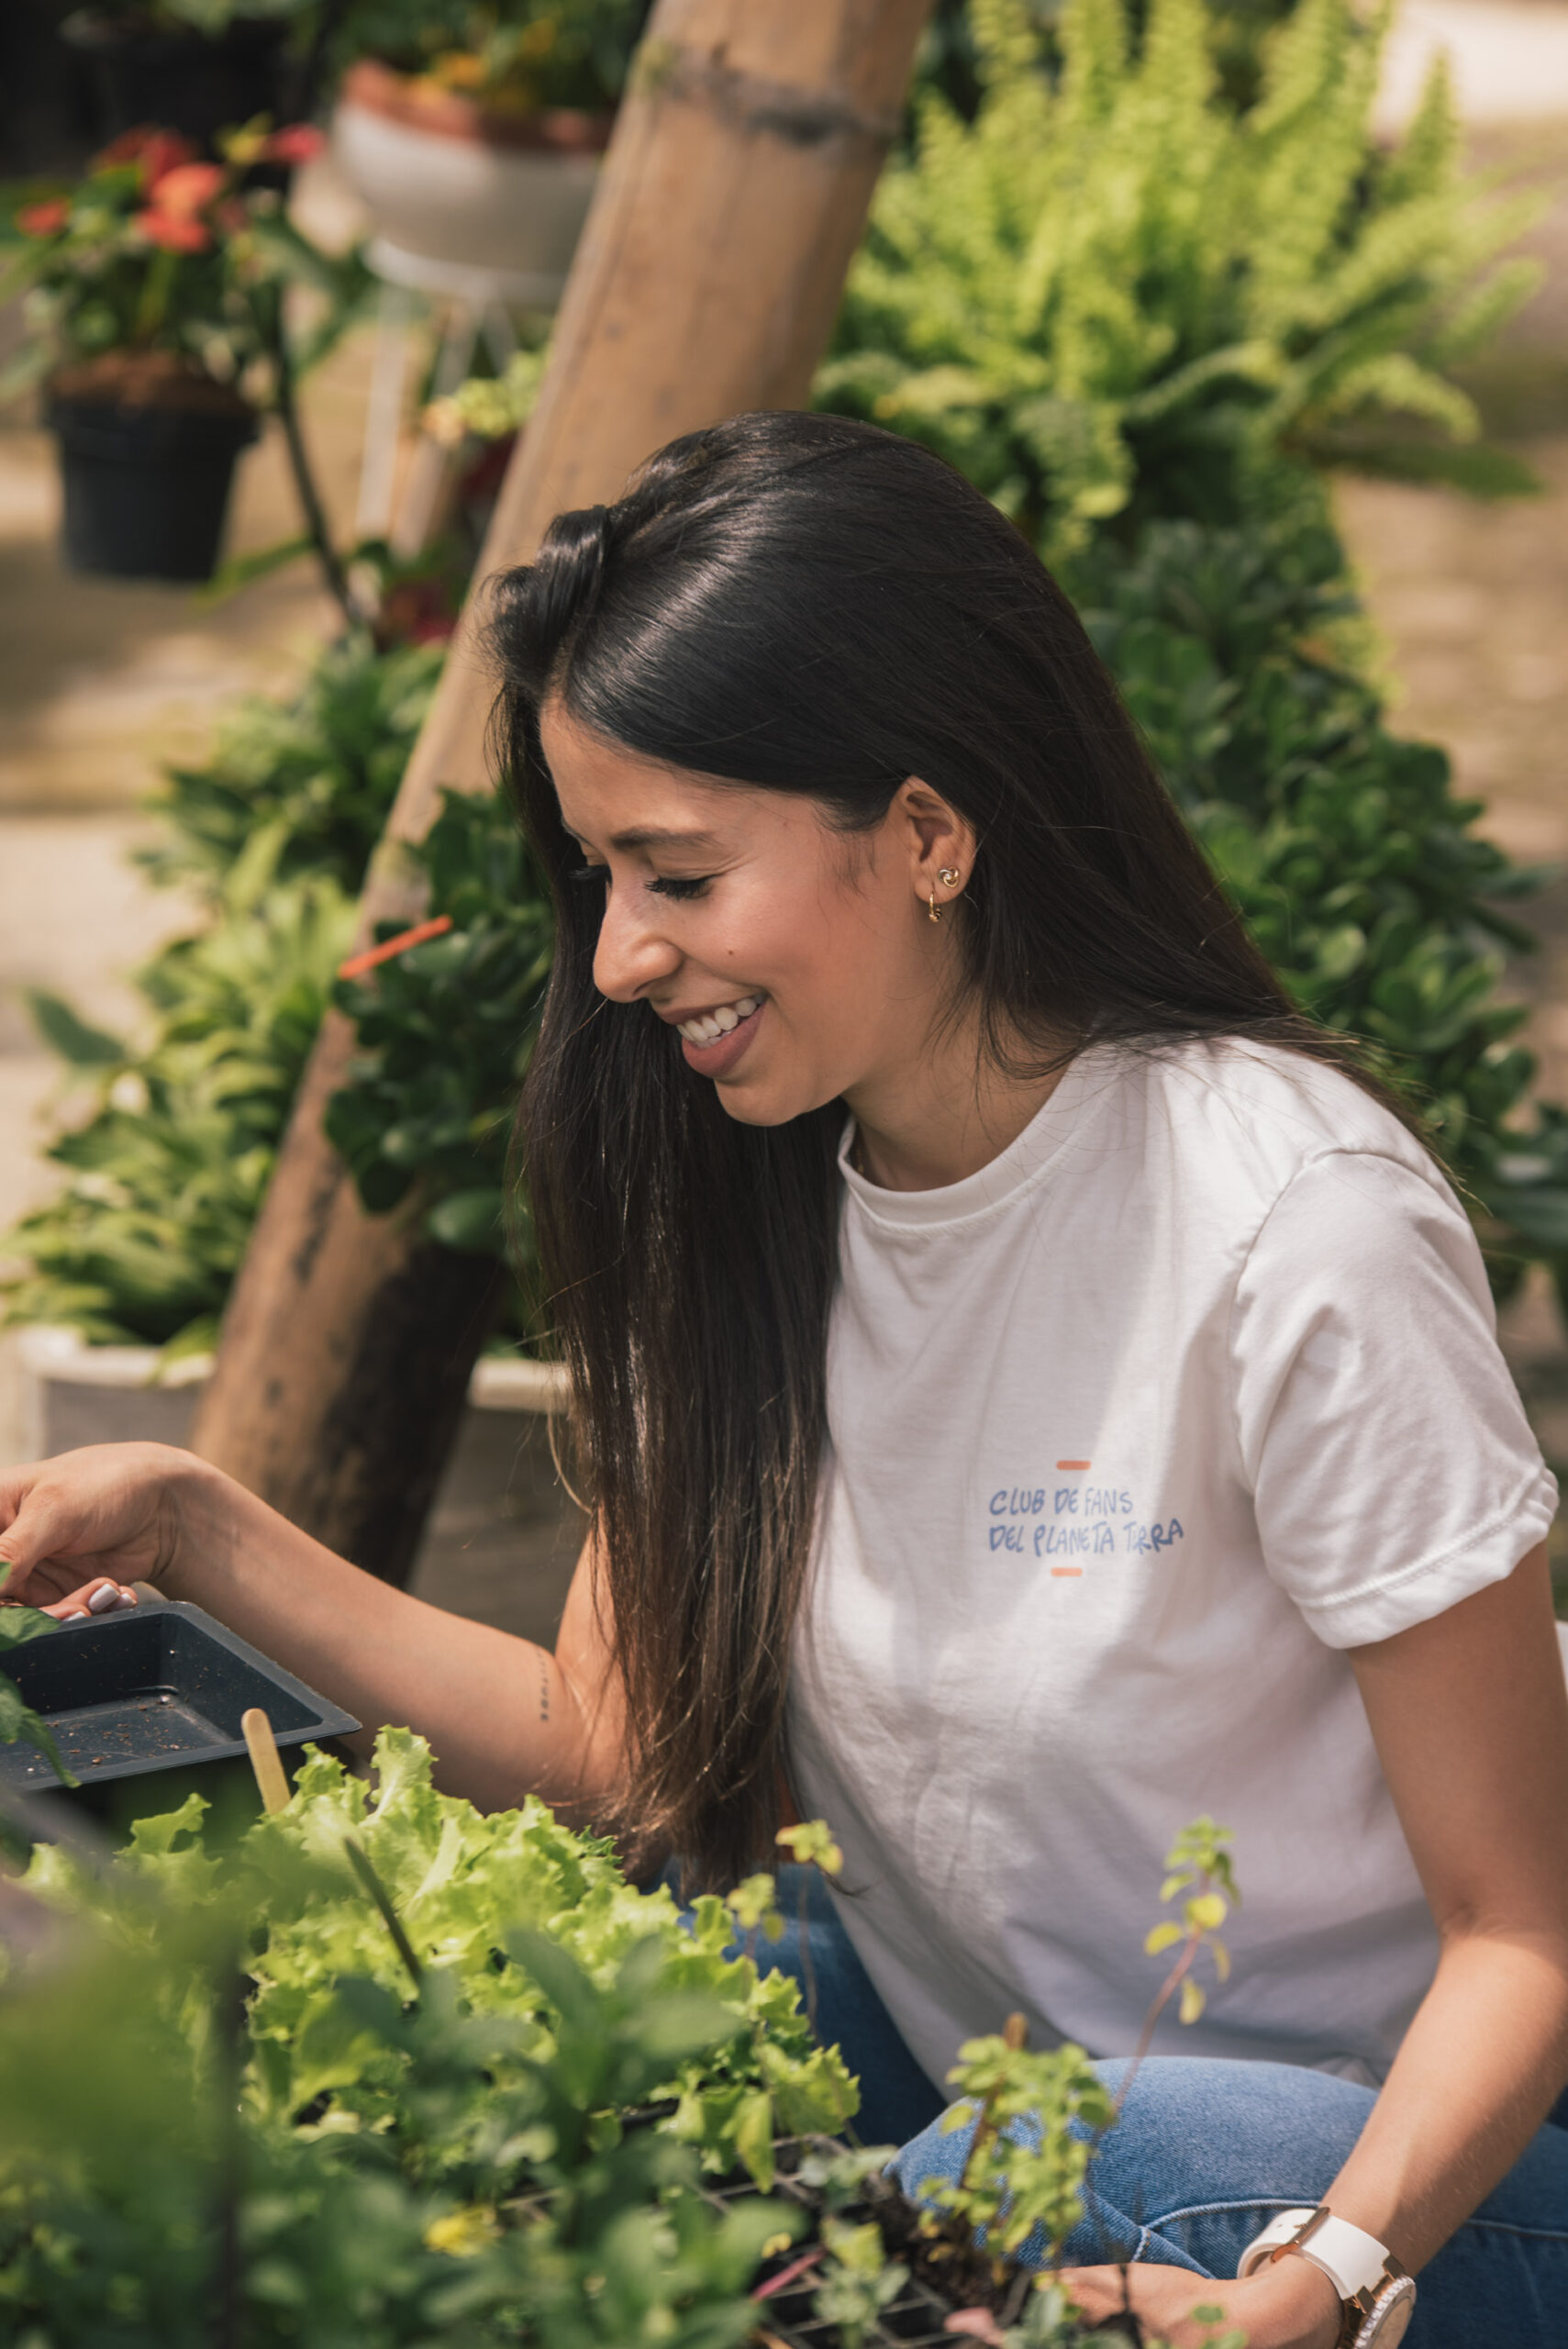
[{"xmin": 786, "ymin": 1039, "xmax": 1556, "ymax": 2089}]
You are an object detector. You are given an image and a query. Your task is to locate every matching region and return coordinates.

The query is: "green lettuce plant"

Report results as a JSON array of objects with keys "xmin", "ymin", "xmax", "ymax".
[{"xmin": 0, "ymin": 1743, "xmax": 818, "ymax": 2345}]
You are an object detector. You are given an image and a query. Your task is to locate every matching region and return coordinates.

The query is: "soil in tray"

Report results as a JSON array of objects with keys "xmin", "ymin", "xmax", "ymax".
[{"xmin": 37, "ymin": 1690, "xmax": 223, "ymax": 1772}]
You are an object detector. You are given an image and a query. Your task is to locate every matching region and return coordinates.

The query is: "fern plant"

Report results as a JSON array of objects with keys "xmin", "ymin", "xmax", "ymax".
[{"xmin": 817, "ymin": 0, "xmax": 1540, "ymax": 561}]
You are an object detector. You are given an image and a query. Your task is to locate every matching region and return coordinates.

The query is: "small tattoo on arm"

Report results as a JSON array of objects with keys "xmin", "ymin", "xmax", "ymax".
[{"xmin": 539, "ymin": 1655, "xmax": 551, "ymax": 1724}]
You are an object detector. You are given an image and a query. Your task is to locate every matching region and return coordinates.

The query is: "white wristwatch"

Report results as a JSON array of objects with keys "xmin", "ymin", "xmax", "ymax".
[{"xmin": 1239, "ymin": 2206, "xmax": 1416, "ymax": 2346}]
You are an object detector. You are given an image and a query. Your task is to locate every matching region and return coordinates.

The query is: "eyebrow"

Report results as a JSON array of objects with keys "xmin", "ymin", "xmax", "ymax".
[{"xmin": 605, "ymin": 826, "xmax": 724, "ymax": 853}]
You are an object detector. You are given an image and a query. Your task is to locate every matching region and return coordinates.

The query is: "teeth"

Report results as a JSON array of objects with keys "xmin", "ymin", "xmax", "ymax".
[{"xmin": 678, "ymin": 994, "xmax": 762, "ymax": 1045}]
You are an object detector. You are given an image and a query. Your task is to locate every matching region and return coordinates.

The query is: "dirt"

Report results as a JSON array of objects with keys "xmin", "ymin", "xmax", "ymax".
[{"xmin": 48, "ymin": 351, "xmax": 255, "ymax": 418}]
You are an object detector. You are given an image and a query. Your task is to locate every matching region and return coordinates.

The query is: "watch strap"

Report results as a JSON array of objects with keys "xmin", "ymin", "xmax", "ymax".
[{"xmin": 1238, "ymin": 2206, "xmax": 1391, "ymax": 2299}]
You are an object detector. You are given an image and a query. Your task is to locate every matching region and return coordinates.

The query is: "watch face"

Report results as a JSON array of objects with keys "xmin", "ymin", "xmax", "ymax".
[{"xmin": 1361, "ymin": 2277, "xmax": 1417, "ymax": 2346}]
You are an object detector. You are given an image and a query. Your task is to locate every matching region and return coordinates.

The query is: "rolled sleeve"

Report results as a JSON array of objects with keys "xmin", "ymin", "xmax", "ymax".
[{"xmin": 1230, "ymin": 1150, "xmax": 1557, "ymax": 1648}]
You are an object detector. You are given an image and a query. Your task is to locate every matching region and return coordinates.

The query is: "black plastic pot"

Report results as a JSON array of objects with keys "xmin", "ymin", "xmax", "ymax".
[
  {"xmin": 0, "ymin": 1599, "xmax": 359, "ymax": 1841},
  {"xmin": 61, "ymin": 9, "xmax": 292, "ymax": 152},
  {"xmin": 48, "ymin": 390, "xmax": 258, "ymax": 583}
]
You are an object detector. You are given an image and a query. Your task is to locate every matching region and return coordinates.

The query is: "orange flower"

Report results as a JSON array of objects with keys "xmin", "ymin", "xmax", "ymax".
[
  {"xmin": 134, "ymin": 208, "xmax": 212, "ymax": 253},
  {"xmin": 17, "ymin": 198, "xmax": 70, "ymax": 237},
  {"xmin": 147, "ymin": 161, "xmax": 227, "ymax": 217},
  {"xmin": 262, "ymin": 123, "xmax": 327, "ymax": 165}
]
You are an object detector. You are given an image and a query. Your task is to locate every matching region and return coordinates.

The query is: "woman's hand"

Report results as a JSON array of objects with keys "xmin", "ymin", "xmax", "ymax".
[
  {"xmin": 0, "ymin": 1442, "xmax": 211, "ymax": 1615},
  {"xmin": 1058, "ymin": 2254, "xmax": 1340, "ymax": 2348}
]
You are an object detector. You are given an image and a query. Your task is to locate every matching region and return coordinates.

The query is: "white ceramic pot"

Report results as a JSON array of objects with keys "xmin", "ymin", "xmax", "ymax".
[
  {"xmin": 3, "ymin": 1329, "xmax": 581, "ymax": 1646},
  {"xmin": 331, "ymin": 61, "xmax": 609, "ymax": 302}
]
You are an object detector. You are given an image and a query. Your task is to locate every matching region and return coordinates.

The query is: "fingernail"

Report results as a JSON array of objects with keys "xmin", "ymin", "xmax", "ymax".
[
  {"xmin": 87, "ymin": 1584, "xmax": 121, "ymax": 1614},
  {"xmin": 62, "ymin": 1608, "xmax": 89, "ymax": 1620}
]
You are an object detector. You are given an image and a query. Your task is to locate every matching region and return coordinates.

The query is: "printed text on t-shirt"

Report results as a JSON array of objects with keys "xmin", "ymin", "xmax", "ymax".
[{"xmin": 986, "ymin": 1476, "xmax": 1184, "ymax": 1561}]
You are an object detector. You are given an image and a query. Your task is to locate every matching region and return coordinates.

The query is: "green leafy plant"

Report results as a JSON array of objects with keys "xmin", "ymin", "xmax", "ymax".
[
  {"xmin": 0, "ymin": 1736, "xmax": 829, "ymax": 2345},
  {"xmin": 1073, "ymin": 516, "xmax": 1564, "ymax": 1301},
  {"xmin": 1140, "ymin": 1815, "xmax": 1237, "ymax": 2032},
  {"xmin": 0, "ymin": 1592, "xmax": 74, "ymax": 1788},
  {"xmin": 812, "ymin": 2215, "xmax": 912, "ymax": 2348},
  {"xmin": 817, "ymin": 0, "xmax": 1541, "ymax": 562},
  {"xmin": 141, "ymin": 631, "xmax": 445, "ymax": 896},
  {"xmin": 0, "ymin": 632, "xmax": 436, "ymax": 1355},
  {"xmin": 326, "ymin": 785, "xmax": 554, "ymax": 1264},
  {"xmin": 0, "ymin": 875, "xmax": 355, "ymax": 1353},
  {"xmin": 929, "ymin": 2023, "xmax": 1116, "ymax": 2277},
  {"xmin": 912, "ymin": 1819, "xmax": 1238, "ymax": 2337}
]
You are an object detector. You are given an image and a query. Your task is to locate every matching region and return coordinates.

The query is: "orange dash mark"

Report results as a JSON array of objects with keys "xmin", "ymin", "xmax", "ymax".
[
  {"xmin": 1051, "ymin": 1566, "xmax": 1084, "ymax": 1577},
  {"xmin": 338, "ymin": 913, "xmax": 453, "ymax": 981},
  {"xmin": 1055, "ymin": 1460, "xmax": 1091, "ymax": 1472}
]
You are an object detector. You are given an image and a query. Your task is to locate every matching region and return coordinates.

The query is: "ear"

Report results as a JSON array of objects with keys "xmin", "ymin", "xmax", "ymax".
[{"xmin": 894, "ymin": 778, "xmax": 976, "ymax": 920}]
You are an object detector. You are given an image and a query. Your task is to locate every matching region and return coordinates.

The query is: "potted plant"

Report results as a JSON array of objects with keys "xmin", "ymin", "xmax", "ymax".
[
  {"xmin": 329, "ymin": 0, "xmax": 647, "ymax": 297},
  {"xmin": 1, "ymin": 120, "xmax": 365, "ymax": 591},
  {"xmin": 59, "ymin": 1, "xmax": 314, "ymax": 154}
]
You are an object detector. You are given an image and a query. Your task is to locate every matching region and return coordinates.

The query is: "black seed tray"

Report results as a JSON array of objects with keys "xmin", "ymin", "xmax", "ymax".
[
  {"xmin": 702, "ymin": 2136, "xmax": 956, "ymax": 2349},
  {"xmin": 0, "ymin": 1600, "xmax": 359, "ymax": 1811}
]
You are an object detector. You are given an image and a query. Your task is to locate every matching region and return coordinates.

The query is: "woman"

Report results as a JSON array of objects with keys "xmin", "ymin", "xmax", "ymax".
[{"xmin": 2, "ymin": 414, "xmax": 1565, "ymax": 2346}]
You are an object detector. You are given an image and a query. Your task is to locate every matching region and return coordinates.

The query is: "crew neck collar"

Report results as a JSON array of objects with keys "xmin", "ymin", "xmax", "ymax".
[{"xmin": 837, "ymin": 1045, "xmax": 1119, "ymax": 1230}]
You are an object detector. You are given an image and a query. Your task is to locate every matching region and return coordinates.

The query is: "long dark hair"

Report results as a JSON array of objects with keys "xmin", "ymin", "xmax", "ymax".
[{"xmin": 490, "ymin": 410, "xmax": 1388, "ymax": 1887}]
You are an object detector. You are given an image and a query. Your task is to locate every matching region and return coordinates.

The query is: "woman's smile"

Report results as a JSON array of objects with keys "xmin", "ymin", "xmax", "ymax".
[{"xmin": 672, "ymin": 991, "xmax": 766, "ymax": 1074}]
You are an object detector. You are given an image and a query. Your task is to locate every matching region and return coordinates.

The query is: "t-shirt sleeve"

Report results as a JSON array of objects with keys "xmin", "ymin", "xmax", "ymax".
[{"xmin": 1229, "ymin": 1148, "xmax": 1557, "ymax": 1647}]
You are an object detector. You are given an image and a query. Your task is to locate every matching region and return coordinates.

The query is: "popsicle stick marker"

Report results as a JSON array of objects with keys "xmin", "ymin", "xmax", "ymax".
[
  {"xmin": 337, "ymin": 914, "xmax": 452, "ymax": 982},
  {"xmin": 241, "ymin": 1707, "xmax": 290, "ymax": 1816}
]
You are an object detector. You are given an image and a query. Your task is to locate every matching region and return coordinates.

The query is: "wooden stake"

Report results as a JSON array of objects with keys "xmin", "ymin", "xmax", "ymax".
[
  {"xmin": 241, "ymin": 1707, "xmax": 290, "ymax": 1816},
  {"xmin": 191, "ymin": 0, "xmax": 934, "ymax": 1582}
]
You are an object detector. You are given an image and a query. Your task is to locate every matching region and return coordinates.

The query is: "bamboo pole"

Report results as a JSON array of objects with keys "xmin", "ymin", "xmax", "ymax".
[{"xmin": 190, "ymin": 0, "xmax": 934, "ymax": 1582}]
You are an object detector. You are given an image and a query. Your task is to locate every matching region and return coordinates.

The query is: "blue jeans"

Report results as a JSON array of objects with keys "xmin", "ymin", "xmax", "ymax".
[{"xmin": 755, "ymin": 1867, "xmax": 1568, "ymax": 2349}]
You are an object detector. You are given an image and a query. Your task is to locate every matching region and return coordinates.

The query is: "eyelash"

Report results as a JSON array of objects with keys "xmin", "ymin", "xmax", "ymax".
[{"xmin": 566, "ymin": 864, "xmax": 712, "ymax": 902}]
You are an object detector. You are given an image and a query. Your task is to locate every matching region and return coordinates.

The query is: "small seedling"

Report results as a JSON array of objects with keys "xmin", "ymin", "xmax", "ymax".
[
  {"xmin": 1125, "ymin": 1816, "xmax": 1238, "ymax": 2097},
  {"xmin": 812, "ymin": 2214, "xmax": 909, "ymax": 2347},
  {"xmin": 728, "ymin": 1869, "xmax": 785, "ymax": 1965},
  {"xmin": 775, "ymin": 1817, "xmax": 844, "ymax": 2026},
  {"xmin": 926, "ymin": 2013, "xmax": 1116, "ymax": 2278}
]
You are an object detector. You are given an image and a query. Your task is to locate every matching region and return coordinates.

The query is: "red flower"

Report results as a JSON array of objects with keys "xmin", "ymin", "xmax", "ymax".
[
  {"xmin": 261, "ymin": 123, "xmax": 327, "ymax": 165},
  {"xmin": 93, "ymin": 126, "xmax": 197, "ymax": 184},
  {"xmin": 17, "ymin": 198, "xmax": 70, "ymax": 237},
  {"xmin": 134, "ymin": 208, "xmax": 211, "ymax": 253},
  {"xmin": 146, "ymin": 161, "xmax": 227, "ymax": 215}
]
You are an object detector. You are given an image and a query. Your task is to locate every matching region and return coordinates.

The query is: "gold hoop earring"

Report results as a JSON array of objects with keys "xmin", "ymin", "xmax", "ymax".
[{"xmin": 929, "ymin": 889, "xmax": 943, "ymax": 923}]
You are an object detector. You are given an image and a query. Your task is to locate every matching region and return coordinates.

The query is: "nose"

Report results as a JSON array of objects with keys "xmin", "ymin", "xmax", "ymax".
[{"xmin": 592, "ymin": 881, "xmax": 682, "ymax": 1004}]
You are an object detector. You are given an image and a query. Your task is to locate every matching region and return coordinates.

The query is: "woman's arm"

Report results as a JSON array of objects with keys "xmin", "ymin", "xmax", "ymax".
[
  {"xmin": 1323, "ymin": 1540, "xmax": 1568, "ymax": 2254},
  {"xmin": 1063, "ymin": 1542, "xmax": 1568, "ymax": 2348},
  {"xmin": 0, "ymin": 1442, "xmax": 626, "ymax": 1821}
]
